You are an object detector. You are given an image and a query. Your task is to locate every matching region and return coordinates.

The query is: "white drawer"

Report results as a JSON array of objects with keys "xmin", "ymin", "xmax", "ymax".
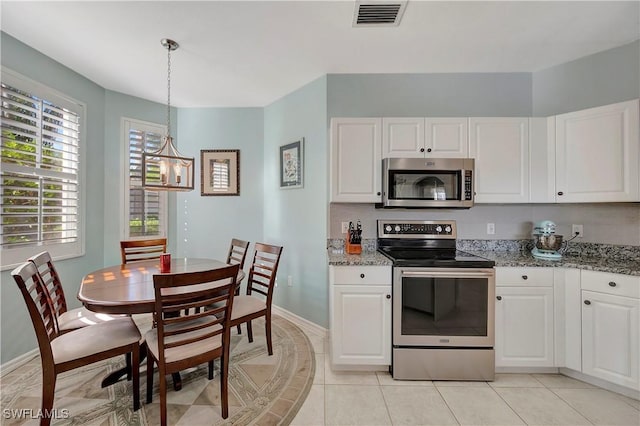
[
  {"xmin": 581, "ymin": 270, "xmax": 639, "ymax": 299},
  {"xmin": 495, "ymin": 267, "xmax": 554, "ymax": 287},
  {"xmin": 331, "ymin": 265, "xmax": 391, "ymax": 286}
]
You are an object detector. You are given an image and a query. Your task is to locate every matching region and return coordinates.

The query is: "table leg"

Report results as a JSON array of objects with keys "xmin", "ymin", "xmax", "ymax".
[{"xmin": 101, "ymin": 343, "xmax": 147, "ymax": 388}]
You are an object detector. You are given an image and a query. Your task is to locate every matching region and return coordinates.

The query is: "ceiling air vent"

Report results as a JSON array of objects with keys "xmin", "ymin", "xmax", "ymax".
[{"xmin": 353, "ymin": 1, "xmax": 407, "ymax": 27}]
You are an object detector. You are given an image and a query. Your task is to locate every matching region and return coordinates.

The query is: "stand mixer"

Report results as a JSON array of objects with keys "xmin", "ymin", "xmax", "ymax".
[{"xmin": 532, "ymin": 220, "xmax": 563, "ymax": 260}]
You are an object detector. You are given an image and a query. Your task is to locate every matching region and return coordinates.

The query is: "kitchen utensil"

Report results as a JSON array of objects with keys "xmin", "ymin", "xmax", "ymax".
[
  {"xmin": 531, "ymin": 220, "xmax": 563, "ymax": 260},
  {"xmin": 346, "ymin": 220, "xmax": 362, "ymax": 254}
]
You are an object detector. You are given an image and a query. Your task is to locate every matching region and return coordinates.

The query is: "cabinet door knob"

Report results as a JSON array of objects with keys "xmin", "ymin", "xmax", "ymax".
[
  {"xmin": 377, "ymin": 192, "xmax": 381, "ymax": 196},
  {"xmin": 557, "ymin": 191, "xmax": 564, "ymax": 196},
  {"xmin": 427, "ymin": 148, "xmax": 432, "ymax": 152},
  {"xmin": 419, "ymin": 148, "xmax": 425, "ymax": 152},
  {"xmin": 386, "ymin": 294, "xmax": 391, "ymax": 299},
  {"xmin": 584, "ymin": 300, "xmax": 591, "ymax": 305},
  {"xmin": 522, "ymin": 275, "xmax": 528, "ymax": 280},
  {"xmin": 360, "ymin": 273, "xmax": 365, "ymax": 279},
  {"xmin": 496, "ymin": 296, "xmax": 502, "ymax": 301},
  {"xmin": 608, "ymin": 281, "xmax": 617, "ymax": 287}
]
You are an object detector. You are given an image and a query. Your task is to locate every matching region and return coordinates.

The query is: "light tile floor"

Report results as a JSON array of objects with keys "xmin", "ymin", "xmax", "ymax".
[{"xmin": 291, "ymin": 324, "xmax": 640, "ymax": 426}]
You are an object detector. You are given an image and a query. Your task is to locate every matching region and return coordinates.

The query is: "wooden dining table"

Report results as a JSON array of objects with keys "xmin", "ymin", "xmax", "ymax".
[{"xmin": 78, "ymin": 257, "xmax": 245, "ymax": 388}]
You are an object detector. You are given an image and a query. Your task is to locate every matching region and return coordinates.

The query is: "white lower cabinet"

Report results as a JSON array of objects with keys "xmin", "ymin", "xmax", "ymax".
[
  {"xmin": 329, "ymin": 265, "xmax": 392, "ymax": 366},
  {"xmin": 581, "ymin": 271, "xmax": 640, "ymax": 391},
  {"xmin": 495, "ymin": 268, "xmax": 555, "ymax": 367}
]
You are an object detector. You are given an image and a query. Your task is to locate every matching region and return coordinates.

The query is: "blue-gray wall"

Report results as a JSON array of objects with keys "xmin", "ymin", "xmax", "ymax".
[
  {"xmin": 263, "ymin": 76, "xmax": 328, "ymax": 327},
  {"xmin": 103, "ymin": 90, "xmax": 178, "ymax": 266},
  {"xmin": 533, "ymin": 40, "xmax": 640, "ymax": 116},
  {"xmin": 1, "ymin": 28, "xmax": 638, "ymax": 362},
  {"xmin": 329, "ymin": 42, "xmax": 640, "ymax": 252},
  {"xmin": 328, "ymin": 73, "xmax": 533, "ymax": 117},
  {"xmin": 1, "ymin": 33, "xmax": 107, "ymax": 362},
  {"xmin": 174, "ymin": 108, "xmax": 264, "ymax": 262}
]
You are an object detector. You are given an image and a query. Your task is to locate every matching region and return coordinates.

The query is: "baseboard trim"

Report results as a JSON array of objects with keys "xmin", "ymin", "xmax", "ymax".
[
  {"xmin": 559, "ymin": 368, "xmax": 640, "ymax": 400},
  {"xmin": 0, "ymin": 348, "xmax": 38, "ymax": 377},
  {"xmin": 272, "ymin": 305, "xmax": 327, "ymax": 338},
  {"xmin": 496, "ymin": 367, "xmax": 559, "ymax": 374}
]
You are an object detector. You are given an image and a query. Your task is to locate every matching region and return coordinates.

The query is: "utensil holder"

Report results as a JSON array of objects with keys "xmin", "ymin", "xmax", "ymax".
[{"xmin": 346, "ymin": 230, "xmax": 362, "ymax": 254}]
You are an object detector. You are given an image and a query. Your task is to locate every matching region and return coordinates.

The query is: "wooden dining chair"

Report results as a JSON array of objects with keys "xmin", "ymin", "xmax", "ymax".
[
  {"xmin": 145, "ymin": 264, "xmax": 239, "ymax": 424},
  {"xmin": 120, "ymin": 238, "xmax": 167, "ymax": 264},
  {"xmin": 29, "ymin": 251, "xmax": 126, "ymax": 332},
  {"xmin": 227, "ymin": 238, "xmax": 250, "ymax": 291},
  {"xmin": 11, "ymin": 262, "xmax": 141, "ymax": 425},
  {"xmin": 230, "ymin": 243, "xmax": 283, "ymax": 355}
]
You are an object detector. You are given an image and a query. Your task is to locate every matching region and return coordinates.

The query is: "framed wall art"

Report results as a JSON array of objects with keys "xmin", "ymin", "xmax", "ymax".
[
  {"xmin": 200, "ymin": 149, "xmax": 240, "ymax": 196},
  {"xmin": 279, "ymin": 138, "xmax": 304, "ymax": 189}
]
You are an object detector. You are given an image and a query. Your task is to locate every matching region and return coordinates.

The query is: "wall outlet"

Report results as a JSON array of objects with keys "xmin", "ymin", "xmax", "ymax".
[
  {"xmin": 487, "ymin": 223, "xmax": 495, "ymax": 235},
  {"xmin": 287, "ymin": 275, "xmax": 293, "ymax": 287},
  {"xmin": 341, "ymin": 222, "xmax": 350, "ymax": 234},
  {"xmin": 572, "ymin": 224, "xmax": 584, "ymax": 238}
]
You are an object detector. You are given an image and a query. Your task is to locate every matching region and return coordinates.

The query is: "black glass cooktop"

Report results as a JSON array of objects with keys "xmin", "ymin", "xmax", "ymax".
[{"xmin": 378, "ymin": 247, "xmax": 495, "ymax": 268}]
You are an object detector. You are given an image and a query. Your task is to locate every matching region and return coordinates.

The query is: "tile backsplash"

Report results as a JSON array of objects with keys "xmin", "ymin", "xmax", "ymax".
[{"xmin": 329, "ymin": 203, "xmax": 640, "ymax": 246}]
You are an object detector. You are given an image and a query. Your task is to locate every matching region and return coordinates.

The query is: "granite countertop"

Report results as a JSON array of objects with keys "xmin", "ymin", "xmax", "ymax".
[
  {"xmin": 327, "ymin": 250, "xmax": 393, "ymax": 266},
  {"xmin": 328, "ymin": 249, "xmax": 640, "ymax": 276},
  {"xmin": 465, "ymin": 250, "xmax": 640, "ymax": 277}
]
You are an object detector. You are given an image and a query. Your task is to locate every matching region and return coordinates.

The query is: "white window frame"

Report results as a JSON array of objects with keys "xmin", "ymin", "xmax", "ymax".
[
  {"xmin": 0, "ymin": 68, "xmax": 86, "ymax": 271},
  {"xmin": 120, "ymin": 117, "xmax": 168, "ymax": 240}
]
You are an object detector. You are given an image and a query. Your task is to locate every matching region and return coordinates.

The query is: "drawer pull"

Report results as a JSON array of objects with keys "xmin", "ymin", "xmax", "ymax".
[
  {"xmin": 386, "ymin": 294, "xmax": 391, "ymax": 299},
  {"xmin": 608, "ymin": 281, "xmax": 617, "ymax": 287},
  {"xmin": 496, "ymin": 296, "xmax": 502, "ymax": 301},
  {"xmin": 584, "ymin": 300, "xmax": 591, "ymax": 305},
  {"xmin": 360, "ymin": 273, "xmax": 365, "ymax": 279},
  {"xmin": 557, "ymin": 191, "xmax": 564, "ymax": 196},
  {"xmin": 522, "ymin": 275, "xmax": 528, "ymax": 280}
]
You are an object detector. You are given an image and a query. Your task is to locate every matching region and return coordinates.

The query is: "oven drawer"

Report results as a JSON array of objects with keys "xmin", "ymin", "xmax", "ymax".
[
  {"xmin": 581, "ymin": 270, "xmax": 639, "ymax": 299},
  {"xmin": 331, "ymin": 265, "xmax": 391, "ymax": 286},
  {"xmin": 496, "ymin": 267, "xmax": 553, "ymax": 287}
]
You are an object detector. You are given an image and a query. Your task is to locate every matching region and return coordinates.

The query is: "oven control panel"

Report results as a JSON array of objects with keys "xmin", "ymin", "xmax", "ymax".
[{"xmin": 377, "ymin": 220, "xmax": 457, "ymax": 239}]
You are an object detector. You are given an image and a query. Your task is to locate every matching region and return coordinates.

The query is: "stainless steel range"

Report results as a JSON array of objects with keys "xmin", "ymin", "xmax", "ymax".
[{"xmin": 377, "ymin": 219, "xmax": 496, "ymax": 381}]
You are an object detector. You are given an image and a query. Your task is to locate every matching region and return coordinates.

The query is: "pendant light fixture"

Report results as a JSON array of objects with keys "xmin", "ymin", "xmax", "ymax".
[{"xmin": 142, "ymin": 38, "xmax": 194, "ymax": 191}]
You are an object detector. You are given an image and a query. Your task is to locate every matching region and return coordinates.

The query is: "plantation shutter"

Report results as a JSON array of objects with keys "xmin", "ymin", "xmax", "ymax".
[
  {"xmin": 212, "ymin": 159, "xmax": 230, "ymax": 191},
  {"xmin": 126, "ymin": 125, "xmax": 165, "ymax": 237},
  {"xmin": 1, "ymin": 82, "xmax": 80, "ymax": 248}
]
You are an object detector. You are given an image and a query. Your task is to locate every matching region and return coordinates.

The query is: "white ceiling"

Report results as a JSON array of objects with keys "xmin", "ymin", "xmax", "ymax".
[{"xmin": 2, "ymin": 1, "xmax": 638, "ymax": 107}]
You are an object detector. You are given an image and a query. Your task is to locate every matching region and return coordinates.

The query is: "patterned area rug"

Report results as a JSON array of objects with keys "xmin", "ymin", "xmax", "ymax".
[{"xmin": 0, "ymin": 315, "xmax": 315, "ymax": 425}]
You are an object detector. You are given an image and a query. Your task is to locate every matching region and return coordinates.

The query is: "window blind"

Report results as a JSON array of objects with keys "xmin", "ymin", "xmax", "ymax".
[
  {"xmin": 1, "ymin": 83, "xmax": 80, "ymax": 248},
  {"xmin": 212, "ymin": 159, "xmax": 230, "ymax": 191},
  {"xmin": 127, "ymin": 127, "xmax": 164, "ymax": 237}
]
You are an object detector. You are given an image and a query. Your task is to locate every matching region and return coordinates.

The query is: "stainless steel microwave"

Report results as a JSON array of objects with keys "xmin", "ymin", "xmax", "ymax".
[{"xmin": 381, "ymin": 158, "xmax": 474, "ymax": 208}]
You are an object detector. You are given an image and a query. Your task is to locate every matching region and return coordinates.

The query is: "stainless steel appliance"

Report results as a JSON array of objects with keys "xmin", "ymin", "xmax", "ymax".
[
  {"xmin": 377, "ymin": 219, "xmax": 496, "ymax": 381},
  {"xmin": 380, "ymin": 158, "xmax": 474, "ymax": 209}
]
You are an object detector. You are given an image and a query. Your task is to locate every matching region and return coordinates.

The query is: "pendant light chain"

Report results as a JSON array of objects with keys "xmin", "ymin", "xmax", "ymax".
[
  {"xmin": 166, "ymin": 43, "xmax": 172, "ymax": 138},
  {"xmin": 141, "ymin": 38, "xmax": 194, "ymax": 191}
]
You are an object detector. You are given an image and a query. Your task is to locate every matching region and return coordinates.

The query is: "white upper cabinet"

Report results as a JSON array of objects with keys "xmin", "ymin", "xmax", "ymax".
[
  {"xmin": 382, "ymin": 118, "xmax": 424, "ymax": 158},
  {"xmin": 469, "ymin": 118, "xmax": 530, "ymax": 203},
  {"xmin": 555, "ymin": 99, "xmax": 640, "ymax": 202},
  {"xmin": 425, "ymin": 118, "xmax": 469, "ymax": 158},
  {"xmin": 382, "ymin": 117, "xmax": 468, "ymax": 158},
  {"xmin": 330, "ymin": 118, "xmax": 382, "ymax": 203},
  {"xmin": 529, "ymin": 117, "xmax": 557, "ymax": 203}
]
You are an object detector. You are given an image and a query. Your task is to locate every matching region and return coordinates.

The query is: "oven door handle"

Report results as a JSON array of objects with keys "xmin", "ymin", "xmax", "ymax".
[{"xmin": 401, "ymin": 270, "xmax": 494, "ymax": 278}]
